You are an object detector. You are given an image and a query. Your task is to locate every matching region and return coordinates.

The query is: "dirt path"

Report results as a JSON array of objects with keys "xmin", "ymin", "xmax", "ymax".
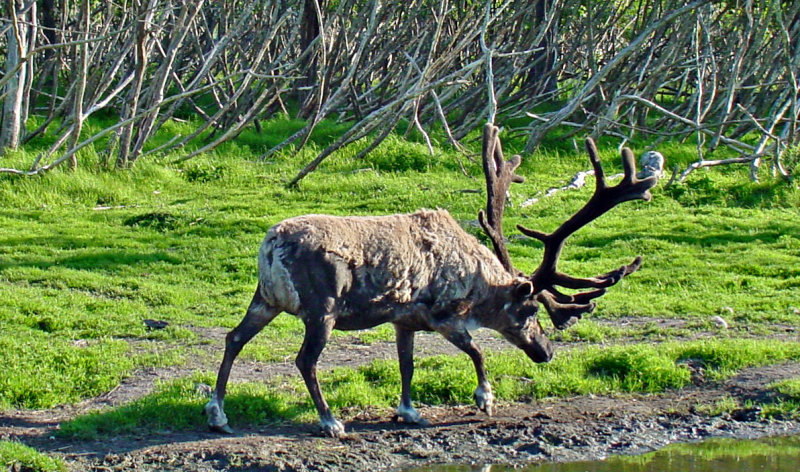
[{"xmin": 2, "ymin": 328, "xmax": 800, "ymax": 471}]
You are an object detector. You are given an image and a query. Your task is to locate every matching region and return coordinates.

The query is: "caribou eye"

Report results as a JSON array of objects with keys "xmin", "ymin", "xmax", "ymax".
[
  {"xmin": 513, "ymin": 281, "xmax": 534, "ymax": 300},
  {"xmin": 509, "ymin": 302, "xmax": 538, "ymax": 326}
]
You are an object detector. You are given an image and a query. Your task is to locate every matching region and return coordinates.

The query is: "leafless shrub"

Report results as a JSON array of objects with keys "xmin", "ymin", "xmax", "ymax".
[{"xmin": 1, "ymin": 0, "xmax": 797, "ymax": 183}]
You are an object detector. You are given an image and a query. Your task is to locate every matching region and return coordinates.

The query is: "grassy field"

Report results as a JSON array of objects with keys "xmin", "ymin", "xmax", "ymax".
[
  {"xmin": 0, "ymin": 440, "xmax": 65, "ymax": 472},
  {"xmin": 1, "ymin": 117, "xmax": 800, "ymax": 465}
]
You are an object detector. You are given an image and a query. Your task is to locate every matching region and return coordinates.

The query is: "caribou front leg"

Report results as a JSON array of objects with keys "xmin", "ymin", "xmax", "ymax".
[
  {"xmin": 437, "ymin": 326, "xmax": 495, "ymax": 416},
  {"xmin": 296, "ymin": 314, "xmax": 343, "ymax": 437},
  {"xmin": 392, "ymin": 325, "xmax": 429, "ymax": 425}
]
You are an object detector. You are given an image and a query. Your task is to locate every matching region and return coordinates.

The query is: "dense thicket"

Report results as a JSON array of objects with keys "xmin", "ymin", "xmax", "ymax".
[{"xmin": 1, "ymin": 0, "xmax": 798, "ymax": 183}]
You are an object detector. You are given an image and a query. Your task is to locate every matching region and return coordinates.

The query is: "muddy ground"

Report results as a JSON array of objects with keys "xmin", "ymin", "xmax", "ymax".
[{"xmin": 3, "ymin": 323, "xmax": 800, "ymax": 471}]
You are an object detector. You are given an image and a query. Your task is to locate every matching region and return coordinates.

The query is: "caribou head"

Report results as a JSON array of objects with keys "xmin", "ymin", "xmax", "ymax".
[{"xmin": 477, "ymin": 124, "xmax": 658, "ymax": 344}]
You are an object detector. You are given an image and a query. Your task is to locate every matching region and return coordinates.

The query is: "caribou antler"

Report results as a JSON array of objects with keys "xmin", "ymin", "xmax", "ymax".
[
  {"xmin": 478, "ymin": 124, "xmax": 525, "ymax": 274},
  {"xmin": 519, "ymin": 138, "xmax": 659, "ymax": 329}
]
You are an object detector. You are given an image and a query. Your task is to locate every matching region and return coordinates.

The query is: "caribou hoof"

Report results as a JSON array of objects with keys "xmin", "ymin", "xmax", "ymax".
[
  {"xmin": 319, "ymin": 418, "xmax": 346, "ymax": 438},
  {"xmin": 474, "ymin": 385, "xmax": 495, "ymax": 416},
  {"xmin": 203, "ymin": 398, "xmax": 232, "ymax": 434},
  {"xmin": 393, "ymin": 404, "xmax": 430, "ymax": 425},
  {"xmin": 210, "ymin": 423, "xmax": 235, "ymax": 434},
  {"xmin": 392, "ymin": 415, "xmax": 431, "ymax": 426}
]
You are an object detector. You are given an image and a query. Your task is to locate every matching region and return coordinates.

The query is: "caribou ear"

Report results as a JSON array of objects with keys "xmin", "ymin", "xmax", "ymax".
[{"xmin": 513, "ymin": 281, "xmax": 534, "ymax": 299}]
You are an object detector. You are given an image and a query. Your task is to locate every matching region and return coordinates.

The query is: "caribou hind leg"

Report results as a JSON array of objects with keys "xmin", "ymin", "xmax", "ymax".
[
  {"xmin": 205, "ymin": 286, "xmax": 279, "ymax": 433},
  {"xmin": 392, "ymin": 325, "xmax": 429, "ymax": 425},
  {"xmin": 296, "ymin": 312, "xmax": 343, "ymax": 437}
]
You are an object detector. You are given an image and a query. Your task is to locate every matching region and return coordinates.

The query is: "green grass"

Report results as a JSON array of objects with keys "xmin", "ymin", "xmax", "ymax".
[
  {"xmin": 0, "ymin": 441, "xmax": 65, "ymax": 472},
  {"xmin": 693, "ymin": 376, "xmax": 800, "ymax": 420},
  {"xmin": 1, "ymin": 115, "xmax": 800, "ymax": 421},
  {"xmin": 58, "ymin": 339, "xmax": 800, "ymax": 439},
  {"xmin": 774, "ymin": 378, "xmax": 800, "ymax": 399},
  {"xmin": 0, "ymin": 334, "xmax": 132, "ymax": 409},
  {"xmin": 762, "ymin": 377, "xmax": 800, "ymax": 419}
]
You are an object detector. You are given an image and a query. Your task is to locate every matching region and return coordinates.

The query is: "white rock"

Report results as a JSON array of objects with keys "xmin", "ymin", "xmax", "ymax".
[
  {"xmin": 711, "ymin": 315, "xmax": 729, "ymax": 329},
  {"xmin": 638, "ymin": 151, "xmax": 665, "ymax": 179}
]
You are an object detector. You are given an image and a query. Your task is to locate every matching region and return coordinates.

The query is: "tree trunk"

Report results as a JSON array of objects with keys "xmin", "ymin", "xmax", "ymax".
[
  {"xmin": 127, "ymin": 0, "xmax": 205, "ymax": 165},
  {"xmin": 298, "ymin": 0, "xmax": 324, "ymax": 118},
  {"xmin": 1, "ymin": 0, "xmax": 31, "ymax": 151},
  {"xmin": 527, "ymin": 0, "xmax": 558, "ymax": 96},
  {"xmin": 40, "ymin": 0, "xmax": 57, "ymax": 48},
  {"xmin": 116, "ymin": 0, "xmax": 155, "ymax": 168},
  {"xmin": 68, "ymin": 0, "xmax": 90, "ymax": 170}
]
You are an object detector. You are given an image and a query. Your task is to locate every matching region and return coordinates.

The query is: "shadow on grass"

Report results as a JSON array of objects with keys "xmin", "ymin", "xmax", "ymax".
[
  {"xmin": 46, "ymin": 388, "xmax": 444, "ymax": 463},
  {"xmin": 0, "ymin": 248, "xmax": 181, "ymax": 271},
  {"xmin": 0, "ymin": 233, "xmax": 182, "ymax": 272},
  {"xmin": 48, "ymin": 391, "xmax": 473, "ymax": 467},
  {"xmin": 57, "ymin": 389, "xmax": 309, "ymax": 441},
  {"xmin": 580, "ymin": 228, "xmax": 790, "ymax": 249},
  {"xmin": 48, "ymin": 365, "xmax": 465, "ymax": 456}
]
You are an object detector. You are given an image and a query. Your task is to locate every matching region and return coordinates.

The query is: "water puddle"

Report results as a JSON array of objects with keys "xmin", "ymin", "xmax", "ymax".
[{"xmin": 406, "ymin": 434, "xmax": 800, "ymax": 472}]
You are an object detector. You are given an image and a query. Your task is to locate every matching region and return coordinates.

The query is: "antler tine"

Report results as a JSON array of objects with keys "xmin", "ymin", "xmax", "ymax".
[
  {"xmin": 478, "ymin": 124, "xmax": 525, "ymax": 274},
  {"xmin": 536, "ymin": 290, "xmax": 595, "ymax": 330},
  {"xmin": 584, "ymin": 136, "xmax": 606, "ymax": 191},
  {"xmin": 520, "ymin": 139, "xmax": 661, "ymax": 329},
  {"xmin": 621, "ymin": 149, "xmax": 635, "ymax": 184}
]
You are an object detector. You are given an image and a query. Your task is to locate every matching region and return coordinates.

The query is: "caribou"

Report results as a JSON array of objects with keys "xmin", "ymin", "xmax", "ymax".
[{"xmin": 204, "ymin": 124, "xmax": 659, "ymax": 437}]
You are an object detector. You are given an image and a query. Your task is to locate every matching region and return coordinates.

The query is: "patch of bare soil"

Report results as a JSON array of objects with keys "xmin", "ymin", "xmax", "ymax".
[{"xmin": 3, "ymin": 329, "xmax": 800, "ymax": 471}]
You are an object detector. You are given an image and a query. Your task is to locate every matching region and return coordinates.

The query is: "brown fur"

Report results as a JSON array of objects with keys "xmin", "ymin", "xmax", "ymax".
[
  {"xmin": 206, "ymin": 209, "xmax": 552, "ymax": 437},
  {"xmin": 258, "ymin": 209, "xmax": 518, "ymax": 330}
]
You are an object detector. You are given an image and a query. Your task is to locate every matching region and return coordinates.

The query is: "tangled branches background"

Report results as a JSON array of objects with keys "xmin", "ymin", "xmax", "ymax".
[{"xmin": 1, "ymin": 0, "xmax": 798, "ymax": 183}]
